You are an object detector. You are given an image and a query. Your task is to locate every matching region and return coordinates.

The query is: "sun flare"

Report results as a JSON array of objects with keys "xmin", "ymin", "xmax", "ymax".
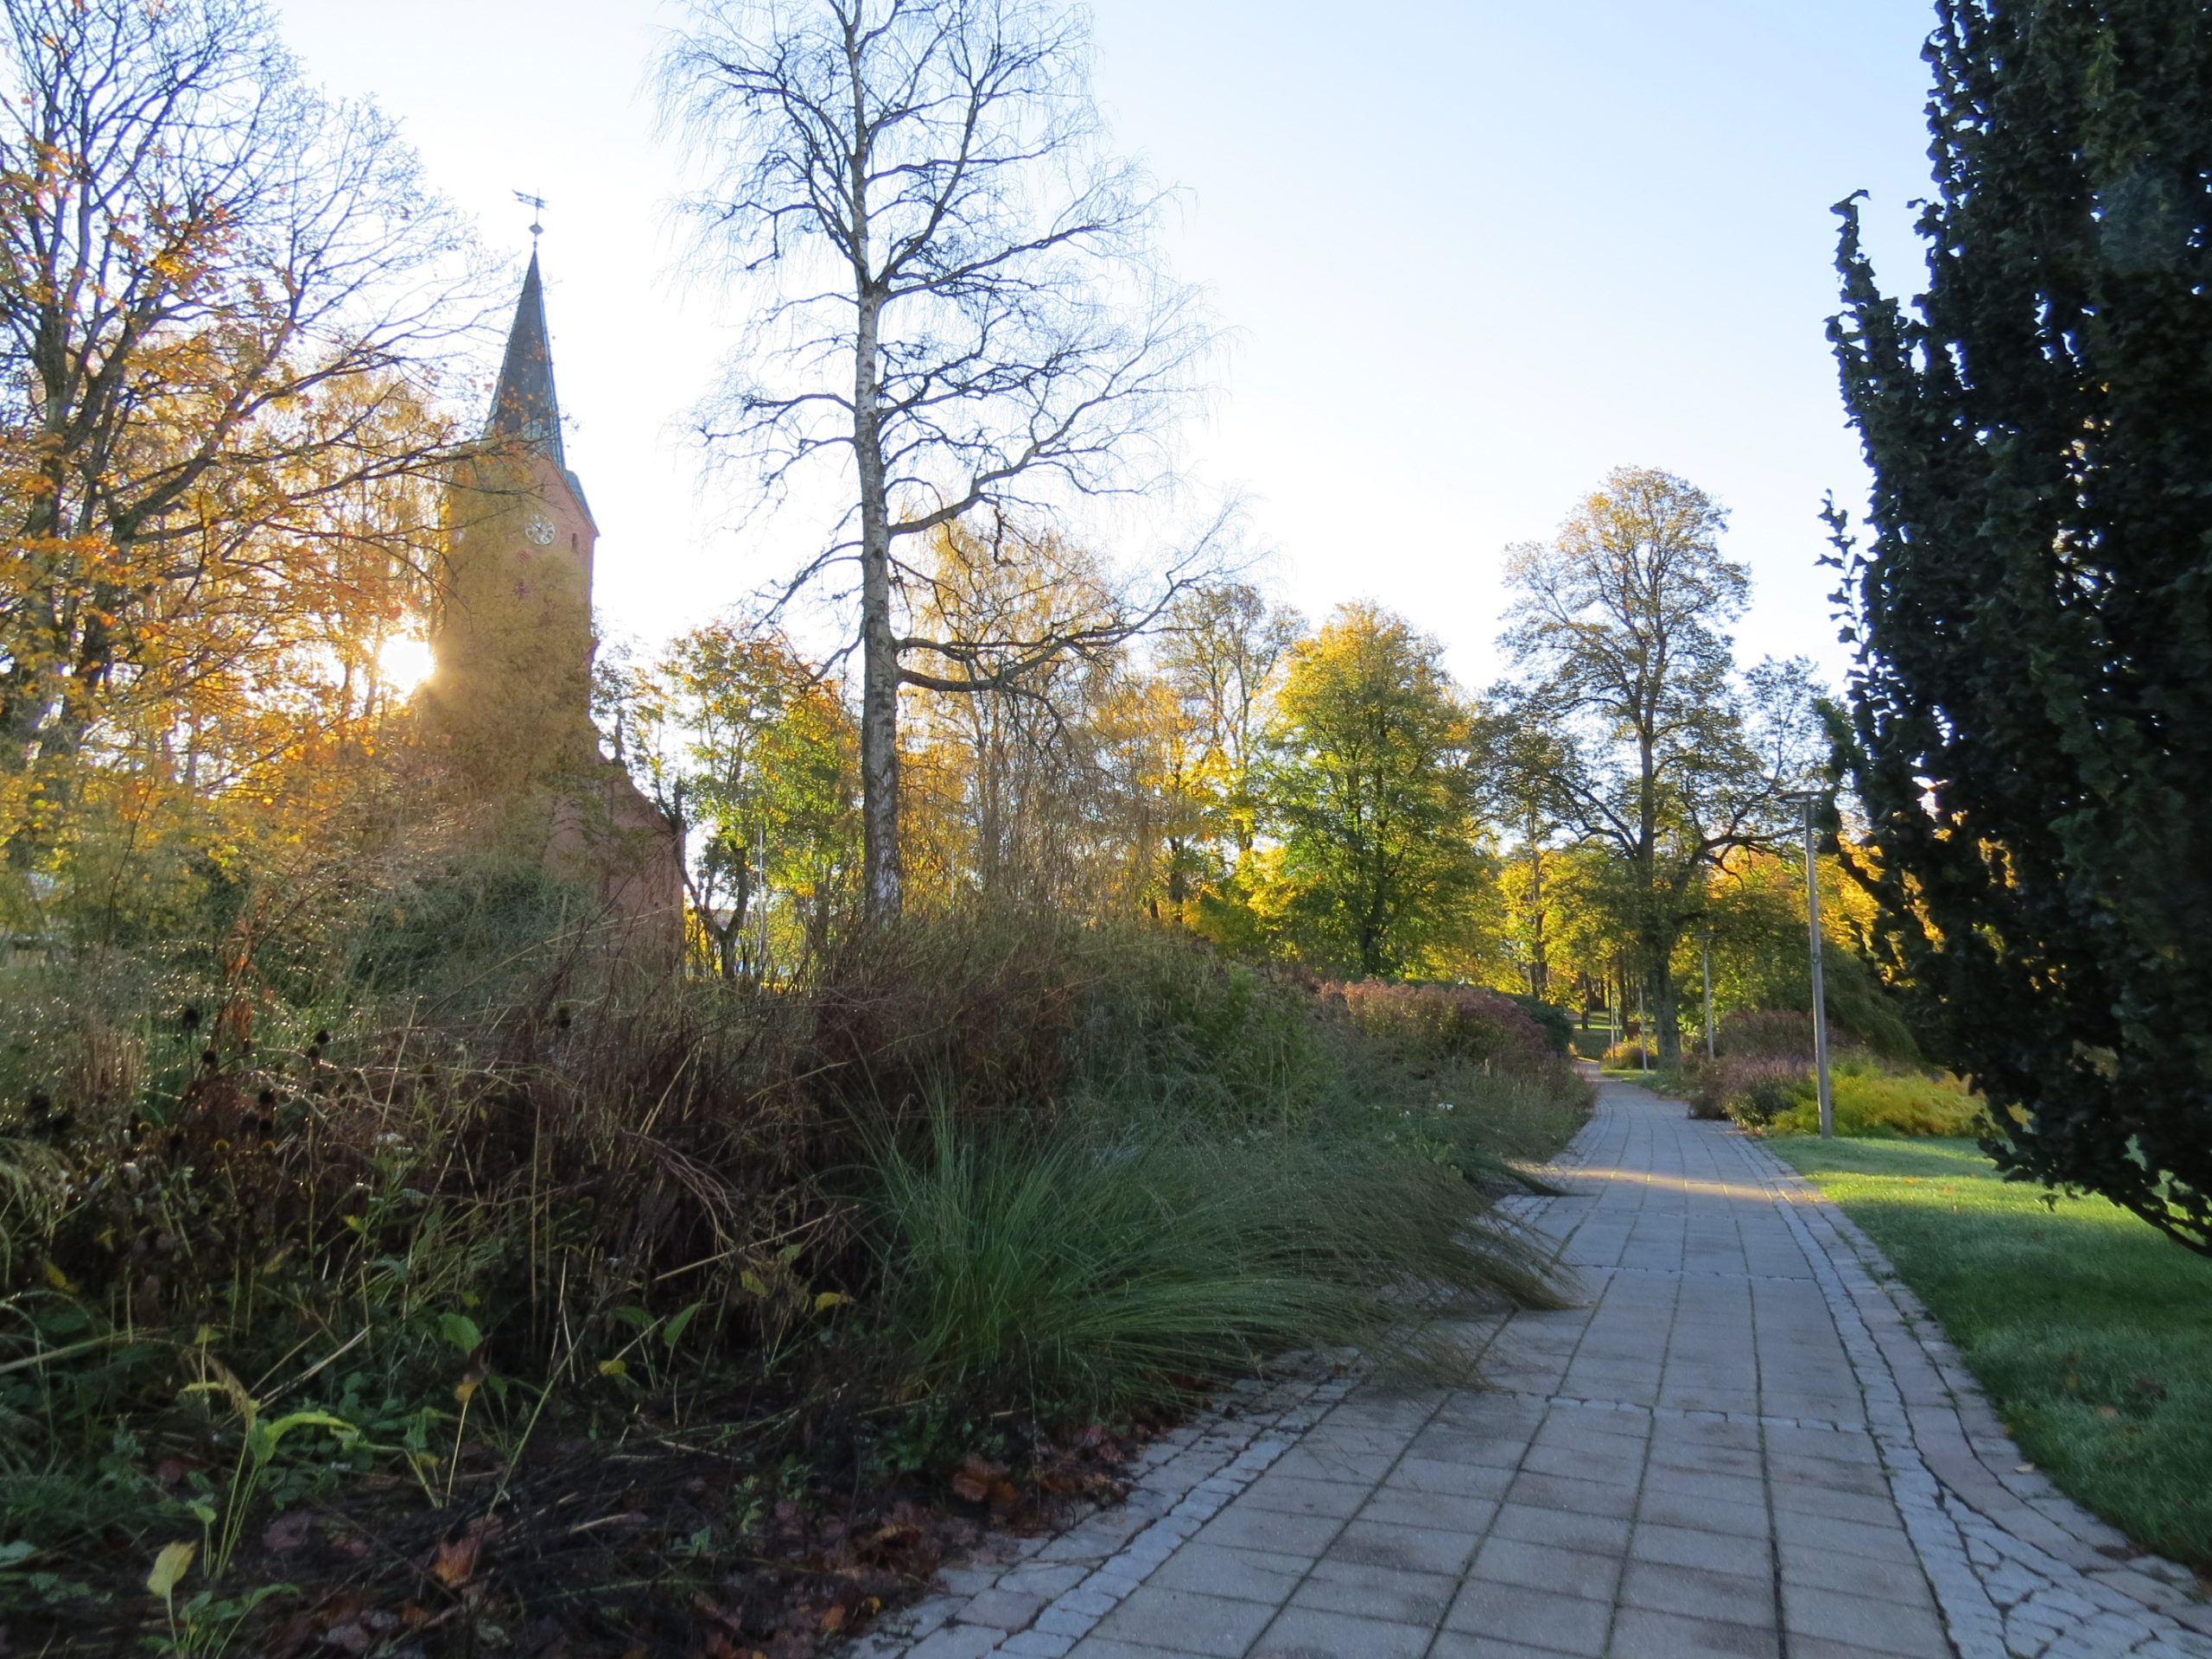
[{"xmin": 377, "ymin": 633, "xmax": 435, "ymax": 696}]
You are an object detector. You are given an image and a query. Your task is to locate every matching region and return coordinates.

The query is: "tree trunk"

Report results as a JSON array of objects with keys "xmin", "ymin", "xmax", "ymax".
[
  {"xmin": 851, "ymin": 168, "xmax": 902, "ymax": 918},
  {"xmin": 1526, "ymin": 826, "xmax": 1549, "ymax": 1001},
  {"xmin": 1646, "ymin": 928, "xmax": 1683, "ymax": 1066}
]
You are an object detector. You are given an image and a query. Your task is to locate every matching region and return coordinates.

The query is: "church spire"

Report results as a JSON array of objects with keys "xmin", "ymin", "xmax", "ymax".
[{"xmin": 486, "ymin": 251, "xmax": 565, "ymax": 467}]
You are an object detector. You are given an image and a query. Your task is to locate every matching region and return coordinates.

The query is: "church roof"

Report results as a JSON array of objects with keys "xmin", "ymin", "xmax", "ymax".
[
  {"xmin": 487, "ymin": 251, "xmax": 566, "ymax": 465},
  {"xmin": 485, "ymin": 251, "xmax": 594, "ymax": 525}
]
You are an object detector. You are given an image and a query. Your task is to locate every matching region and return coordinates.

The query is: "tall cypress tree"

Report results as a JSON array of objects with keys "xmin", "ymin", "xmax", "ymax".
[{"xmin": 1829, "ymin": 0, "xmax": 2212, "ymax": 1251}]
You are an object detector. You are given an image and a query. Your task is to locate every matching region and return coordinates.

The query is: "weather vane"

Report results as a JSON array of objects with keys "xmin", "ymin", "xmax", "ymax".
[{"xmin": 513, "ymin": 190, "xmax": 547, "ymax": 248}]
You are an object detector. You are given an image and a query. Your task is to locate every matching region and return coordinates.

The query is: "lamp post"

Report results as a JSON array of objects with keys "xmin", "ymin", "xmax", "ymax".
[{"xmin": 1784, "ymin": 791, "xmax": 1835, "ymax": 1139}]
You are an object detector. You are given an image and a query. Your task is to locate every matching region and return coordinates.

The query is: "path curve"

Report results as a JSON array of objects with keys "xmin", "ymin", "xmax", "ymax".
[{"xmin": 858, "ymin": 1077, "xmax": 2211, "ymax": 1659}]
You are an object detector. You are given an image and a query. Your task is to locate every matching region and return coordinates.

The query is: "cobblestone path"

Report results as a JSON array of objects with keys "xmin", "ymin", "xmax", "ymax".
[{"xmin": 858, "ymin": 1077, "xmax": 2211, "ymax": 1659}]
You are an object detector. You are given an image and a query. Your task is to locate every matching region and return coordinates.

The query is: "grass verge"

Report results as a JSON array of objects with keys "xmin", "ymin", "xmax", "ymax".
[{"xmin": 1768, "ymin": 1135, "xmax": 2212, "ymax": 1568}]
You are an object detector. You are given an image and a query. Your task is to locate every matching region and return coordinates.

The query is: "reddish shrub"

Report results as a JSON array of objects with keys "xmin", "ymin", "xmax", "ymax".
[
  {"xmin": 1716, "ymin": 1008, "xmax": 1817, "ymax": 1061},
  {"xmin": 1683, "ymin": 1054, "xmax": 1810, "ymax": 1124},
  {"xmin": 1324, "ymin": 981, "xmax": 1556, "ymax": 1072}
]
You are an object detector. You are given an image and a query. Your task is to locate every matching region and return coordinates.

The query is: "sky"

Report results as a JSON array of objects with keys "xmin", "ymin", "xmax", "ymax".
[{"xmin": 276, "ymin": 0, "xmax": 1942, "ymax": 694}]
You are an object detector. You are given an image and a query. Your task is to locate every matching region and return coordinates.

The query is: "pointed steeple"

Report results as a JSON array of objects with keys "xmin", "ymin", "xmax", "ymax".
[{"xmin": 486, "ymin": 251, "xmax": 566, "ymax": 467}]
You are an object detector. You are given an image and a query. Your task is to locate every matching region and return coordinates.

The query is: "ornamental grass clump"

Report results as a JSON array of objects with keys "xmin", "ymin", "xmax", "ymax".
[{"xmin": 861, "ymin": 1103, "xmax": 1561, "ymax": 1414}]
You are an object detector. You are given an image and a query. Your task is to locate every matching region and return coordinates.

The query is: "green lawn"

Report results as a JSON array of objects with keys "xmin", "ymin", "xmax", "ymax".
[{"xmin": 1768, "ymin": 1135, "xmax": 2212, "ymax": 1569}]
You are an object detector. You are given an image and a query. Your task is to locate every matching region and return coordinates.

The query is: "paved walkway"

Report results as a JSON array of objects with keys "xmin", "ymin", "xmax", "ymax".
[{"xmin": 861, "ymin": 1078, "xmax": 2211, "ymax": 1659}]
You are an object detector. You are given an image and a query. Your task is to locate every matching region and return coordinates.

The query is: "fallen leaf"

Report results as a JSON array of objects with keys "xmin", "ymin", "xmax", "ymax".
[
  {"xmin": 263, "ymin": 1510, "xmax": 313, "ymax": 1554},
  {"xmin": 818, "ymin": 1606, "xmax": 847, "ymax": 1635},
  {"xmin": 2094, "ymin": 1404, "xmax": 2120, "ymax": 1420},
  {"xmin": 949, "ymin": 1454, "xmax": 1008, "ymax": 1504},
  {"xmin": 322, "ymin": 1622, "xmax": 372, "ymax": 1656},
  {"xmin": 430, "ymin": 1530, "xmax": 482, "ymax": 1588}
]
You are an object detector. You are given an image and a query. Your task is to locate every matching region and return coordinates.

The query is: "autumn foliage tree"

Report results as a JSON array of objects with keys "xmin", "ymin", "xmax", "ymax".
[
  {"xmin": 1829, "ymin": 0, "xmax": 2212, "ymax": 1249},
  {"xmin": 1260, "ymin": 604, "xmax": 1484, "ymax": 978},
  {"xmin": 626, "ymin": 626, "xmax": 860, "ymax": 977},
  {"xmin": 0, "ymin": 0, "xmax": 480, "ymax": 920}
]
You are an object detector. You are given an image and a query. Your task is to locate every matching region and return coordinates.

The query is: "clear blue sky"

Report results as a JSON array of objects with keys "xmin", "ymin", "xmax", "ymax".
[{"xmin": 278, "ymin": 0, "xmax": 1939, "ymax": 690}]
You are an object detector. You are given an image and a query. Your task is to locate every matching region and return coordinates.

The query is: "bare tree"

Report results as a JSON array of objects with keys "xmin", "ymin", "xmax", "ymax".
[
  {"xmin": 660, "ymin": 0, "xmax": 1217, "ymax": 918},
  {"xmin": 1500, "ymin": 467, "xmax": 1823, "ymax": 1063},
  {"xmin": 0, "ymin": 0, "xmax": 485, "ymax": 798}
]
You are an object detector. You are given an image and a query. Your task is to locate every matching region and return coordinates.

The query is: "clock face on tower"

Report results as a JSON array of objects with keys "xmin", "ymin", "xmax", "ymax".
[{"xmin": 524, "ymin": 513, "xmax": 556, "ymax": 546}]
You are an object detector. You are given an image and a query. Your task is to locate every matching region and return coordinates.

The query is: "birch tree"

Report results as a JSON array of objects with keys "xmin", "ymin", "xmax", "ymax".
[{"xmin": 661, "ymin": 0, "xmax": 1216, "ymax": 919}]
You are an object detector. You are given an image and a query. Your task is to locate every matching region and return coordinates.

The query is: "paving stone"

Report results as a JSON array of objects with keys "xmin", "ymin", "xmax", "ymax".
[
  {"xmin": 1639, "ymin": 1465, "xmax": 1769, "ymax": 1509},
  {"xmin": 1783, "ymin": 1637, "xmax": 1950, "ymax": 1659},
  {"xmin": 1444, "ymin": 1578, "xmax": 1614, "ymax": 1656},
  {"xmin": 1235, "ymin": 1472, "xmax": 1368, "ymax": 1519},
  {"xmin": 1389, "ymin": 1455, "xmax": 1517, "ymax": 1497},
  {"xmin": 1624, "ymin": 1522, "xmax": 1771, "ymax": 1585},
  {"xmin": 1520, "ymin": 1440, "xmax": 1648, "ymax": 1488},
  {"xmin": 1429, "ymin": 1637, "xmax": 1578, "ymax": 1659},
  {"xmin": 1618, "ymin": 1559, "xmax": 1776, "ymax": 1626},
  {"xmin": 1468, "ymin": 1535, "xmax": 1624, "ymax": 1603},
  {"xmin": 1773, "ymin": 1541, "xmax": 1935, "ymax": 1604},
  {"xmin": 1091, "ymin": 1586, "xmax": 1277, "ymax": 1656},
  {"xmin": 1191, "ymin": 1503, "xmax": 1339, "ymax": 1557},
  {"xmin": 1324, "ymin": 1517, "xmax": 1481, "ymax": 1575},
  {"xmin": 1489, "ymin": 1501, "xmax": 1633, "ymax": 1558},
  {"xmin": 1769, "ymin": 1509, "xmax": 1919, "ymax": 1564},
  {"xmin": 1249, "ymin": 1605, "xmax": 1430, "ymax": 1659},
  {"xmin": 1142, "ymin": 1542, "xmax": 1308, "ymax": 1605},
  {"xmin": 1636, "ymin": 1491, "xmax": 1770, "ymax": 1541},
  {"xmin": 1763, "ymin": 1481, "xmax": 1899, "ymax": 1529},
  {"xmin": 1607, "ymin": 1606, "xmax": 1782, "ymax": 1658},
  {"xmin": 955, "ymin": 1587, "xmax": 1049, "ymax": 1630},
  {"xmin": 1288, "ymin": 1558, "xmax": 1459, "ymax": 1625},
  {"xmin": 906, "ymin": 1625, "xmax": 1008, "ymax": 1659},
  {"xmin": 1356, "ymin": 1484, "xmax": 1499, "ymax": 1535},
  {"xmin": 1265, "ymin": 1444, "xmax": 1395, "ymax": 1484},
  {"xmin": 1508, "ymin": 1471, "xmax": 1641, "ymax": 1520},
  {"xmin": 998, "ymin": 1562, "xmax": 1093, "ymax": 1599},
  {"xmin": 1781, "ymin": 1582, "xmax": 1952, "ymax": 1654}
]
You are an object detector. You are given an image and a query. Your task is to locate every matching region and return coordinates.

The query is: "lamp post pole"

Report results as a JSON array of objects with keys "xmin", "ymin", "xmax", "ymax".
[{"xmin": 1785, "ymin": 791, "xmax": 1835, "ymax": 1139}]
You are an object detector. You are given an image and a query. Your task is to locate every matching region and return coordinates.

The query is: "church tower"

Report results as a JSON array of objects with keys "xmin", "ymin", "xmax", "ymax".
[
  {"xmin": 418, "ymin": 254, "xmax": 682, "ymax": 951},
  {"xmin": 423, "ymin": 252, "xmax": 600, "ymax": 785}
]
